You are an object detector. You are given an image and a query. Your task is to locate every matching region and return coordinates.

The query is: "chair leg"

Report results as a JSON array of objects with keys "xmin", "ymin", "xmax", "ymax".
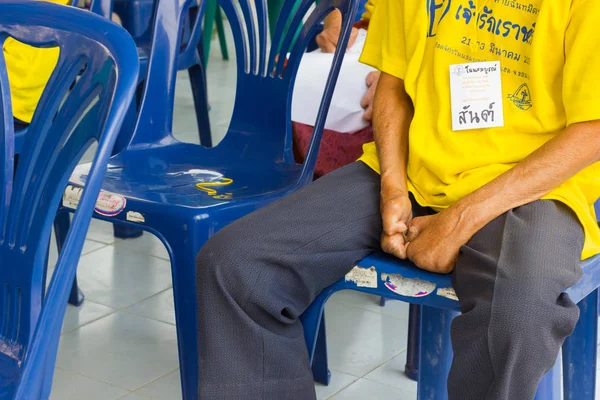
[
  {"xmin": 113, "ymin": 223, "xmax": 144, "ymax": 239},
  {"xmin": 300, "ymin": 290, "xmax": 331, "ymax": 384},
  {"xmin": 311, "ymin": 315, "xmax": 331, "ymax": 385},
  {"xmin": 163, "ymin": 230, "xmax": 202, "ymax": 400},
  {"xmin": 534, "ymin": 353, "xmax": 562, "ymax": 400},
  {"xmin": 215, "ymin": 6, "xmax": 229, "ymax": 61},
  {"xmin": 379, "ymin": 296, "xmax": 387, "ymax": 306},
  {"xmin": 53, "ymin": 213, "xmax": 85, "ymax": 307},
  {"xmin": 405, "ymin": 304, "xmax": 421, "ymax": 382},
  {"xmin": 563, "ymin": 288, "xmax": 598, "ymax": 400},
  {"xmin": 418, "ymin": 306, "xmax": 459, "ymax": 400},
  {"xmin": 202, "ymin": 0, "xmax": 218, "ymax": 63},
  {"xmin": 188, "ymin": 64, "xmax": 213, "ymax": 147}
]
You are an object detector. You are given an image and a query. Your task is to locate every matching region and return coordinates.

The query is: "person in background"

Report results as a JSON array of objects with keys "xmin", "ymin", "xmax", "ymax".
[
  {"xmin": 196, "ymin": 0, "xmax": 600, "ymax": 398},
  {"xmin": 316, "ymin": 0, "xmax": 378, "ymax": 120},
  {"xmin": 4, "ymin": 0, "xmax": 70, "ymax": 132},
  {"xmin": 5, "ymin": 0, "xmax": 120, "ymax": 132},
  {"xmin": 293, "ymin": 0, "xmax": 379, "ymax": 177}
]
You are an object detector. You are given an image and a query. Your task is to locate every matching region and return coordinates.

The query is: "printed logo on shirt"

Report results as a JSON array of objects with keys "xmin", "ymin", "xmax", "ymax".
[
  {"xmin": 427, "ymin": 0, "xmax": 453, "ymax": 37},
  {"xmin": 507, "ymin": 83, "xmax": 532, "ymax": 110}
]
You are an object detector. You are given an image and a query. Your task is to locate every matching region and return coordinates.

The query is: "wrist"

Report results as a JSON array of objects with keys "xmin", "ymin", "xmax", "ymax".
[
  {"xmin": 449, "ymin": 197, "xmax": 494, "ymax": 240},
  {"xmin": 323, "ymin": 10, "xmax": 342, "ymax": 30},
  {"xmin": 380, "ymin": 169, "xmax": 408, "ymax": 196}
]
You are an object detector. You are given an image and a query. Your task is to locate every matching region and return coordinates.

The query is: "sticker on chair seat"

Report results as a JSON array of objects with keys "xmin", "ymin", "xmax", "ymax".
[
  {"xmin": 381, "ymin": 273, "xmax": 435, "ymax": 297},
  {"xmin": 63, "ymin": 185, "xmax": 84, "ymax": 210},
  {"xmin": 345, "ymin": 266, "xmax": 377, "ymax": 288},
  {"xmin": 437, "ymin": 287, "xmax": 459, "ymax": 301},
  {"xmin": 63, "ymin": 185, "xmax": 126, "ymax": 217},
  {"xmin": 126, "ymin": 211, "xmax": 145, "ymax": 223}
]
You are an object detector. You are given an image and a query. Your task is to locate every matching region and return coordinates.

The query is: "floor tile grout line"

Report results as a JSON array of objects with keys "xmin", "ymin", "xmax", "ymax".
[
  {"xmin": 323, "ymin": 349, "xmax": 414, "ymax": 400},
  {"xmin": 130, "ymin": 367, "xmax": 180, "ymax": 393},
  {"xmin": 323, "ymin": 375, "xmax": 361, "ymax": 400},
  {"xmin": 112, "ymin": 240, "xmax": 171, "ymax": 262},
  {"xmin": 85, "ymin": 237, "xmax": 114, "ymax": 246},
  {"xmin": 60, "ymin": 307, "xmax": 121, "ymax": 335},
  {"xmin": 81, "ymin": 242, "xmax": 110, "ymax": 256},
  {"xmin": 55, "ymin": 366, "xmax": 133, "ymax": 393},
  {"xmin": 60, "ymin": 287, "xmax": 175, "ymax": 334},
  {"xmin": 121, "ymin": 311, "xmax": 177, "ymax": 327}
]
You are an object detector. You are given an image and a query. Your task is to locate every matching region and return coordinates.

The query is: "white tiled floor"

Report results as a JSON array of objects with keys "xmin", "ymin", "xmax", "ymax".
[
  {"xmin": 48, "ymin": 27, "xmax": 600, "ymax": 400},
  {"xmin": 51, "ymin": 219, "xmax": 416, "ymax": 399},
  {"xmin": 51, "ymin": 220, "xmax": 416, "ymax": 399}
]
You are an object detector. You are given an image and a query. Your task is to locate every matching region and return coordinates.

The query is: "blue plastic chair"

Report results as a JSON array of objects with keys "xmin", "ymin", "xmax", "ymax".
[
  {"xmin": 57, "ymin": 0, "xmax": 211, "ymax": 306},
  {"xmin": 302, "ymin": 247, "xmax": 600, "ymax": 398},
  {"xmin": 0, "ymin": 2, "xmax": 138, "ymax": 398},
  {"xmin": 56, "ymin": 0, "xmax": 359, "ymax": 397}
]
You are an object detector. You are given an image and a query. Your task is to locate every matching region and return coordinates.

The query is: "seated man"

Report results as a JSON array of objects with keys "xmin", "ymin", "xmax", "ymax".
[{"xmin": 196, "ymin": 0, "xmax": 600, "ymax": 399}]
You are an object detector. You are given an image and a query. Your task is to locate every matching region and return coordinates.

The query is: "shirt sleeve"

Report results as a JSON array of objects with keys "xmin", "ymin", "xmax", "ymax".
[
  {"xmin": 563, "ymin": 0, "xmax": 600, "ymax": 126},
  {"xmin": 358, "ymin": 0, "xmax": 407, "ymax": 80},
  {"xmin": 361, "ymin": 0, "xmax": 376, "ymax": 21}
]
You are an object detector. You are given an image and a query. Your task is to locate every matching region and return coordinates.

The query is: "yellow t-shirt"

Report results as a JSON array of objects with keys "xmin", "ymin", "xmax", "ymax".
[
  {"xmin": 359, "ymin": 0, "xmax": 600, "ymax": 260},
  {"xmin": 3, "ymin": 0, "xmax": 70, "ymax": 123}
]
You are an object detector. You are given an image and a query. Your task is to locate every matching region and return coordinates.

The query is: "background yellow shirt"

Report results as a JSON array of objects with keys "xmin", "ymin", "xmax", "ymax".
[
  {"xmin": 359, "ymin": 0, "xmax": 600, "ymax": 259},
  {"xmin": 4, "ymin": 0, "xmax": 70, "ymax": 123},
  {"xmin": 361, "ymin": 0, "xmax": 377, "ymax": 21}
]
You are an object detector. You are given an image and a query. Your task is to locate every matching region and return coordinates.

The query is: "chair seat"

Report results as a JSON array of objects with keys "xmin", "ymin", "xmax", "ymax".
[
  {"xmin": 67, "ymin": 142, "xmax": 303, "ymax": 211},
  {"xmin": 350, "ymin": 251, "xmax": 600, "ymax": 310},
  {"xmin": 0, "ymin": 341, "xmax": 23, "ymax": 397}
]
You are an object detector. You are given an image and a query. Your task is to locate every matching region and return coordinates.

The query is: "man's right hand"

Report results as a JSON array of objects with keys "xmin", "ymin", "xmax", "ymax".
[
  {"xmin": 380, "ymin": 183, "xmax": 412, "ymax": 259},
  {"xmin": 316, "ymin": 26, "xmax": 359, "ymax": 53}
]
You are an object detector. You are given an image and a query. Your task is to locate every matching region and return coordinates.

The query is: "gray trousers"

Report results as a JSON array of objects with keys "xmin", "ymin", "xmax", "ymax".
[{"xmin": 196, "ymin": 162, "xmax": 584, "ymax": 400}]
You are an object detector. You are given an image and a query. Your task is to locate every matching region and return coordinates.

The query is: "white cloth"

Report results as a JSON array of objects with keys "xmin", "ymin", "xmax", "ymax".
[{"xmin": 291, "ymin": 29, "xmax": 375, "ymax": 134}]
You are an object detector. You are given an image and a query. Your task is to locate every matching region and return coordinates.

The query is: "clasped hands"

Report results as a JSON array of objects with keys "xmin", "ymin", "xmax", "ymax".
[{"xmin": 380, "ymin": 187, "xmax": 473, "ymax": 274}]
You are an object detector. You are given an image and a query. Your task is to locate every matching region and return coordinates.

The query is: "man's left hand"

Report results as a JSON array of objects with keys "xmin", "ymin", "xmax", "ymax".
[
  {"xmin": 405, "ymin": 208, "xmax": 473, "ymax": 274},
  {"xmin": 361, "ymin": 71, "xmax": 380, "ymax": 121}
]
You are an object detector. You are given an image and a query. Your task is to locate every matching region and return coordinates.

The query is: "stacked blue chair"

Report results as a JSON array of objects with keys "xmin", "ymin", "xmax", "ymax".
[
  {"xmin": 302, "ymin": 251, "xmax": 600, "ymax": 399},
  {"xmin": 0, "ymin": 2, "xmax": 138, "ymax": 398},
  {"xmin": 57, "ymin": 0, "xmax": 360, "ymax": 397},
  {"xmin": 70, "ymin": 0, "xmax": 210, "ymax": 148}
]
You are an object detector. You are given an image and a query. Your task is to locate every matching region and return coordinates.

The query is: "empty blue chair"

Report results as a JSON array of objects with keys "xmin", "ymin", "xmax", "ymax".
[
  {"xmin": 57, "ymin": 0, "xmax": 359, "ymax": 397},
  {"xmin": 0, "ymin": 2, "xmax": 138, "ymax": 398},
  {"xmin": 302, "ymin": 250, "xmax": 600, "ymax": 399},
  {"xmin": 60, "ymin": 0, "xmax": 209, "ymax": 301}
]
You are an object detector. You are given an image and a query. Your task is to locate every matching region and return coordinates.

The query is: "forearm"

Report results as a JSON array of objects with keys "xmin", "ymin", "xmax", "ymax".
[
  {"xmin": 372, "ymin": 72, "xmax": 414, "ymax": 193},
  {"xmin": 323, "ymin": 10, "xmax": 342, "ymax": 30},
  {"xmin": 454, "ymin": 120, "xmax": 600, "ymax": 234}
]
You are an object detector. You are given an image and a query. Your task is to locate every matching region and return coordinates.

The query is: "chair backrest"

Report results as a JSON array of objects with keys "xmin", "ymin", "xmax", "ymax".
[
  {"xmin": 111, "ymin": 0, "xmax": 204, "ymax": 150},
  {"xmin": 89, "ymin": 0, "xmax": 113, "ymax": 18},
  {"xmin": 128, "ymin": 0, "xmax": 359, "ymax": 184},
  {"xmin": 69, "ymin": 0, "xmax": 113, "ymax": 18},
  {"xmin": 0, "ymin": 2, "xmax": 138, "ymax": 397}
]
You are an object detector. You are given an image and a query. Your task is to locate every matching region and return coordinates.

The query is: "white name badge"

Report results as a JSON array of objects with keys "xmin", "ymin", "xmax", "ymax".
[{"xmin": 449, "ymin": 61, "xmax": 504, "ymax": 131}]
